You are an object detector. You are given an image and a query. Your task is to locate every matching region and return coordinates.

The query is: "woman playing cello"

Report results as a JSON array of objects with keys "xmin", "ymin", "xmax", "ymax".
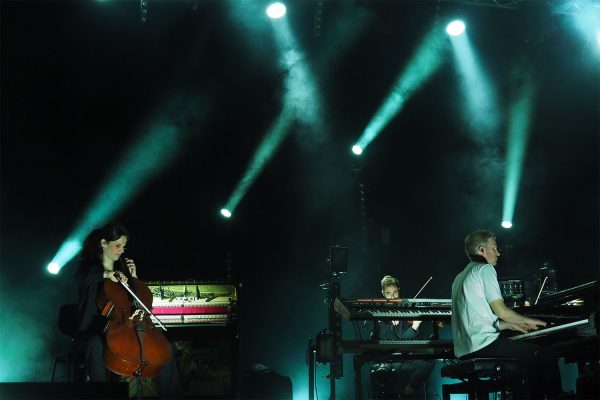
[{"xmin": 74, "ymin": 223, "xmax": 182, "ymax": 398}]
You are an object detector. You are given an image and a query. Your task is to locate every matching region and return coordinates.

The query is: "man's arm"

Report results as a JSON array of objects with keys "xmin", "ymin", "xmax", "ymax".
[
  {"xmin": 400, "ymin": 321, "xmax": 420, "ymax": 339},
  {"xmin": 490, "ymin": 298, "xmax": 547, "ymax": 332}
]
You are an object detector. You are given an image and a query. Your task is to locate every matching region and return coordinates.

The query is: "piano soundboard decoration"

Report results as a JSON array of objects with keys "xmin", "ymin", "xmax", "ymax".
[
  {"xmin": 334, "ymin": 297, "xmax": 452, "ymax": 323},
  {"xmin": 147, "ymin": 281, "xmax": 237, "ymax": 327}
]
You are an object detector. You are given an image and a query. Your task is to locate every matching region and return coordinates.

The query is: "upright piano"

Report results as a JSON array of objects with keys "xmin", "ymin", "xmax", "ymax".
[
  {"xmin": 147, "ymin": 281, "xmax": 238, "ymax": 326},
  {"xmin": 146, "ymin": 281, "xmax": 239, "ymax": 398}
]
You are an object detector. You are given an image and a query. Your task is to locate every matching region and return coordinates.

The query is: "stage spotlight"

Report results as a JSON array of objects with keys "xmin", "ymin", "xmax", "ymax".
[
  {"xmin": 47, "ymin": 238, "xmax": 82, "ymax": 274},
  {"xmin": 47, "ymin": 262, "xmax": 60, "ymax": 274},
  {"xmin": 501, "ymin": 221, "xmax": 513, "ymax": 229},
  {"xmin": 352, "ymin": 145, "xmax": 363, "ymax": 155},
  {"xmin": 221, "ymin": 208, "xmax": 232, "ymax": 218},
  {"xmin": 446, "ymin": 20, "xmax": 465, "ymax": 36},
  {"xmin": 266, "ymin": 2, "xmax": 286, "ymax": 19}
]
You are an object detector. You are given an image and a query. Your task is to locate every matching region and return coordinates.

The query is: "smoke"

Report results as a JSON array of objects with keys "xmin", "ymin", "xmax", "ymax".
[
  {"xmin": 0, "ymin": 272, "xmax": 70, "ymax": 381},
  {"xmin": 313, "ymin": 1, "xmax": 374, "ymax": 74},
  {"xmin": 225, "ymin": 0, "xmax": 273, "ymax": 63}
]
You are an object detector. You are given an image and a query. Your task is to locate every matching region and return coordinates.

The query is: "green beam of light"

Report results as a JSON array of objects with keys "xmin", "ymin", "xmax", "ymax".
[
  {"xmin": 273, "ymin": 17, "xmax": 324, "ymax": 136},
  {"xmin": 224, "ymin": 104, "xmax": 295, "ymax": 214},
  {"xmin": 223, "ymin": 16, "xmax": 323, "ymax": 215},
  {"xmin": 355, "ymin": 27, "xmax": 447, "ymax": 151},
  {"xmin": 502, "ymin": 76, "xmax": 536, "ymax": 226},
  {"xmin": 50, "ymin": 122, "xmax": 182, "ymax": 273},
  {"xmin": 449, "ymin": 33, "xmax": 500, "ymax": 136}
]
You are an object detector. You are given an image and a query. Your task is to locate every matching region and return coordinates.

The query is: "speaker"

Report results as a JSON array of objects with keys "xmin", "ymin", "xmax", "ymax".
[
  {"xmin": 165, "ymin": 324, "xmax": 238, "ymax": 398},
  {"xmin": 329, "ymin": 246, "xmax": 347, "ymax": 274},
  {"xmin": 0, "ymin": 382, "xmax": 128, "ymax": 399},
  {"xmin": 241, "ymin": 364, "xmax": 292, "ymax": 399}
]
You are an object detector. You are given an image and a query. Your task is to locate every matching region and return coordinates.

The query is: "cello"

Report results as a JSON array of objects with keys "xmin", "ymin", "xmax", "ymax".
[{"xmin": 97, "ymin": 258, "xmax": 172, "ymax": 378}]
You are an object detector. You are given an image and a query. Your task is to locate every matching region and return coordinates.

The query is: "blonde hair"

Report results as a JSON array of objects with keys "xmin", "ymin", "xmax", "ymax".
[
  {"xmin": 465, "ymin": 229, "xmax": 496, "ymax": 261},
  {"xmin": 380, "ymin": 275, "xmax": 399, "ymax": 292}
]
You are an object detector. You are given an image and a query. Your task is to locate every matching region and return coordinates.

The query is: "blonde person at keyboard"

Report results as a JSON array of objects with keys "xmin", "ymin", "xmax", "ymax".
[
  {"xmin": 366, "ymin": 275, "xmax": 435, "ymax": 399},
  {"xmin": 451, "ymin": 229, "xmax": 563, "ymax": 399}
]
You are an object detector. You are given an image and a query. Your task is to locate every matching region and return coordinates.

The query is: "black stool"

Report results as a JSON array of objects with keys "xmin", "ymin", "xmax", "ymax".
[
  {"xmin": 51, "ymin": 351, "xmax": 86, "ymax": 382},
  {"xmin": 441, "ymin": 358, "xmax": 528, "ymax": 399},
  {"xmin": 50, "ymin": 304, "xmax": 87, "ymax": 383}
]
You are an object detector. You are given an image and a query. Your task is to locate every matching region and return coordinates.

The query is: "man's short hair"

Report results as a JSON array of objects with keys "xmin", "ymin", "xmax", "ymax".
[
  {"xmin": 380, "ymin": 275, "xmax": 399, "ymax": 292},
  {"xmin": 464, "ymin": 229, "xmax": 496, "ymax": 261}
]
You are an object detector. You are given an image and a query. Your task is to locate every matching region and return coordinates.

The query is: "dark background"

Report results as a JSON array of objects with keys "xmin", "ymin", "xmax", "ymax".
[{"xmin": 1, "ymin": 0, "xmax": 598, "ymax": 398}]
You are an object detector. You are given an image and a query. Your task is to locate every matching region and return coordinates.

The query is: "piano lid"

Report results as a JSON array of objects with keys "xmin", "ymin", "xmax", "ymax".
[
  {"xmin": 535, "ymin": 280, "xmax": 598, "ymax": 306},
  {"xmin": 517, "ymin": 280, "xmax": 599, "ymax": 315}
]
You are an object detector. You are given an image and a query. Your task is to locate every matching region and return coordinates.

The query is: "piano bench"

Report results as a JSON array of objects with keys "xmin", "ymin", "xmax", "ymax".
[{"xmin": 441, "ymin": 358, "xmax": 529, "ymax": 399}]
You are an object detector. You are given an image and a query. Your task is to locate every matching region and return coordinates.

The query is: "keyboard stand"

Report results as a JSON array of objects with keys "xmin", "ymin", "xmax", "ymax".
[{"xmin": 352, "ymin": 351, "xmax": 448, "ymax": 399}]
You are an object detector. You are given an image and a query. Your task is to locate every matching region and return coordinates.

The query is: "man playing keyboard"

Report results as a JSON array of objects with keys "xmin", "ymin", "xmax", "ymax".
[
  {"xmin": 368, "ymin": 275, "xmax": 435, "ymax": 399},
  {"xmin": 451, "ymin": 229, "xmax": 563, "ymax": 399}
]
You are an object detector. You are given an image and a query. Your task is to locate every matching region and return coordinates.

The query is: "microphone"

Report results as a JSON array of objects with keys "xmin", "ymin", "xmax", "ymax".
[
  {"xmin": 117, "ymin": 257, "xmax": 133, "ymax": 282},
  {"xmin": 118, "ymin": 257, "xmax": 128, "ymax": 272}
]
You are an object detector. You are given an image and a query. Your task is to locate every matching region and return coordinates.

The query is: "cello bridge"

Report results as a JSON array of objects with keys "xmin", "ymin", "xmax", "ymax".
[{"xmin": 129, "ymin": 309, "xmax": 145, "ymax": 321}]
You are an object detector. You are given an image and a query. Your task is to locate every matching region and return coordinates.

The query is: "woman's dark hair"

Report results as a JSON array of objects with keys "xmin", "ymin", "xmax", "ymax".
[{"xmin": 76, "ymin": 223, "xmax": 129, "ymax": 277}]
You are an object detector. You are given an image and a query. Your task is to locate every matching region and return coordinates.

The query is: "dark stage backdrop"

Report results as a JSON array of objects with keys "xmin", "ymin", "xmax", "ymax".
[{"xmin": 1, "ymin": 1, "xmax": 598, "ymax": 398}]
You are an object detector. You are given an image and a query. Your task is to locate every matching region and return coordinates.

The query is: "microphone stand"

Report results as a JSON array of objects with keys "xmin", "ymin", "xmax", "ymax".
[
  {"xmin": 534, "ymin": 277, "xmax": 548, "ymax": 306},
  {"xmin": 412, "ymin": 276, "xmax": 433, "ymax": 300},
  {"xmin": 412, "ymin": 276, "xmax": 441, "ymax": 338}
]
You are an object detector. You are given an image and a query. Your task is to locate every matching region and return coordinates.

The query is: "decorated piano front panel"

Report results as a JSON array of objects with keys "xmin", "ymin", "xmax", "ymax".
[{"xmin": 147, "ymin": 281, "xmax": 238, "ymax": 326}]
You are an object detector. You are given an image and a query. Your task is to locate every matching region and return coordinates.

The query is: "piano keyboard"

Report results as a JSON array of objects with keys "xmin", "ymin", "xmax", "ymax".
[
  {"xmin": 509, "ymin": 319, "xmax": 589, "ymax": 341},
  {"xmin": 150, "ymin": 313, "xmax": 231, "ymax": 326},
  {"xmin": 370, "ymin": 309, "xmax": 452, "ymax": 319},
  {"xmin": 334, "ymin": 297, "xmax": 452, "ymax": 322},
  {"xmin": 340, "ymin": 339, "xmax": 453, "ymax": 355}
]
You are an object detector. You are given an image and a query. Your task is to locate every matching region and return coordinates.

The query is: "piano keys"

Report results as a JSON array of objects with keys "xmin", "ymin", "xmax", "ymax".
[
  {"xmin": 508, "ymin": 280, "xmax": 599, "ymax": 363},
  {"xmin": 509, "ymin": 318, "xmax": 590, "ymax": 341},
  {"xmin": 339, "ymin": 339, "xmax": 454, "ymax": 357}
]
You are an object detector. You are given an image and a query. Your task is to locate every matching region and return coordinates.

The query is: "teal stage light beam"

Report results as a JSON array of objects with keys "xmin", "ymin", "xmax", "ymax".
[
  {"xmin": 48, "ymin": 122, "xmax": 183, "ymax": 273},
  {"xmin": 222, "ymin": 14, "xmax": 323, "ymax": 216},
  {"xmin": 566, "ymin": 0, "xmax": 600, "ymax": 52},
  {"xmin": 223, "ymin": 104, "xmax": 295, "ymax": 215},
  {"xmin": 354, "ymin": 27, "xmax": 447, "ymax": 153},
  {"xmin": 502, "ymin": 74, "xmax": 536, "ymax": 229},
  {"xmin": 272, "ymin": 17, "xmax": 323, "ymax": 133},
  {"xmin": 449, "ymin": 31, "xmax": 500, "ymax": 136}
]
